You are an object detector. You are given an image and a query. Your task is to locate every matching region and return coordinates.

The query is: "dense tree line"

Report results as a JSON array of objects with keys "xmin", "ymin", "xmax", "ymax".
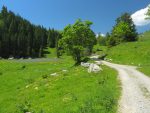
[
  {"xmin": 0, "ymin": 6, "xmax": 60, "ymax": 58},
  {"xmin": 47, "ymin": 28, "xmax": 61, "ymax": 48}
]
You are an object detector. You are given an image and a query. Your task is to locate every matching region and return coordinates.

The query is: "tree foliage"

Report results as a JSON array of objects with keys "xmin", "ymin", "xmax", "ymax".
[
  {"xmin": 59, "ymin": 19, "xmax": 96, "ymax": 64},
  {"xmin": 146, "ymin": 6, "xmax": 150, "ymax": 19},
  {"xmin": 108, "ymin": 13, "xmax": 138, "ymax": 47},
  {"xmin": 47, "ymin": 28, "xmax": 61, "ymax": 48}
]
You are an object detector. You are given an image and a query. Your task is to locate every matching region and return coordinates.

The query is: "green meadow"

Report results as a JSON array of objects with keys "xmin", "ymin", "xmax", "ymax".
[{"xmin": 0, "ymin": 54, "xmax": 120, "ymax": 113}]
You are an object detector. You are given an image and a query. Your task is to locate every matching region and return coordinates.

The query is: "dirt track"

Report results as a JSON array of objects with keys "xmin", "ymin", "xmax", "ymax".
[{"xmin": 102, "ymin": 61, "xmax": 150, "ymax": 113}]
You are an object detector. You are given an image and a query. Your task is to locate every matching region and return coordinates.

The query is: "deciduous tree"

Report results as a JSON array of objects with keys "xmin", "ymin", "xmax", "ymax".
[{"xmin": 59, "ymin": 19, "xmax": 96, "ymax": 64}]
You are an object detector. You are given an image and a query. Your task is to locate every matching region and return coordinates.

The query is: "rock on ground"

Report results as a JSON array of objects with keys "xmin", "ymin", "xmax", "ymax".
[
  {"xmin": 88, "ymin": 63, "xmax": 102, "ymax": 73},
  {"xmin": 81, "ymin": 62, "xmax": 91, "ymax": 67},
  {"xmin": 50, "ymin": 73, "xmax": 58, "ymax": 76}
]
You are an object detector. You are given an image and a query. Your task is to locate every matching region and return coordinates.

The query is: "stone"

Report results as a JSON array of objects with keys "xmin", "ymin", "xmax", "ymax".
[
  {"xmin": 90, "ymin": 55, "xmax": 99, "ymax": 59},
  {"xmin": 88, "ymin": 63, "xmax": 102, "ymax": 73},
  {"xmin": 62, "ymin": 70, "xmax": 67, "ymax": 72},
  {"xmin": 81, "ymin": 62, "xmax": 90, "ymax": 67},
  {"xmin": 50, "ymin": 73, "xmax": 58, "ymax": 76}
]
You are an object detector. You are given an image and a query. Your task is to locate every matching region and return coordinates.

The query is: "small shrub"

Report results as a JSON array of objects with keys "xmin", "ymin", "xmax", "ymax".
[
  {"xmin": 17, "ymin": 104, "xmax": 29, "ymax": 113},
  {"xmin": 19, "ymin": 65, "xmax": 26, "ymax": 70},
  {"xmin": 42, "ymin": 74, "xmax": 48, "ymax": 79},
  {"xmin": 25, "ymin": 78, "xmax": 34, "ymax": 84},
  {"xmin": 17, "ymin": 100, "xmax": 36, "ymax": 113}
]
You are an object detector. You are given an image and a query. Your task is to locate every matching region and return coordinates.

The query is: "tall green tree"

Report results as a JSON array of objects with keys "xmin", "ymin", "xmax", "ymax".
[
  {"xmin": 110, "ymin": 13, "xmax": 137, "ymax": 46},
  {"xmin": 59, "ymin": 19, "xmax": 96, "ymax": 64}
]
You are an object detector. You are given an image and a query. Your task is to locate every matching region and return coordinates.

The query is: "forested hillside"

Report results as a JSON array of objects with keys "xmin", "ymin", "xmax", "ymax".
[{"xmin": 0, "ymin": 6, "xmax": 60, "ymax": 58}]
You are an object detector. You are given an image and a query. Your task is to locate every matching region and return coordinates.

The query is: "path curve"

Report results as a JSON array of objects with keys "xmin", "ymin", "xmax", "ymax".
[{"xmin": 102, "ymin": 61, "xmax": 150, "ymax": 113}]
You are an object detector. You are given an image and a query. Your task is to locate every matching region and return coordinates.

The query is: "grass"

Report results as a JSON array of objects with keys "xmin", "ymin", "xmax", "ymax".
[
  {"xmin": 44, "ymin": 48, "xmax": 57, "ymax": 58},
  {"xmin": 0, "ymin": 54, "xmax": 120, "ymax": 113},
  {"xmin": 95, "ymin": 31, "xmax": 150, "ymax": 76}
]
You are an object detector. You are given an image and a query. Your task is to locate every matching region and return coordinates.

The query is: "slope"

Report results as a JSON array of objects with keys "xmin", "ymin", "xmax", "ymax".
[{"xmin": 106, "ymin": 31, "xmax": 150, "ymax": 76}]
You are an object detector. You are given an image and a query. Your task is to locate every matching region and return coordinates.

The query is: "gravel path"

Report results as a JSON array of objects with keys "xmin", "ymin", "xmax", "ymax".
[{"xmin": 102, "ymin": 61, "xmax": 150, "ymax": 113}]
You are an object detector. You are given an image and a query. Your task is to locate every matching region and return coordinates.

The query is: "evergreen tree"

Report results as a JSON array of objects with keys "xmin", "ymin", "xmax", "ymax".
[
  {"xmin": 110, "ymin": 13, "xmax": 138, "ymax": 46},
  {"xmin": 0, "ymin": 6, "xmax": 49, "ymax": 58}
]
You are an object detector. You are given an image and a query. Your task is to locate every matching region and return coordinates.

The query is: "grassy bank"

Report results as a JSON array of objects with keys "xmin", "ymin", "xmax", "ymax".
[
  {"xmin": 95, "ymin": 31, "xmax": 150, "ymax": 76},
  {"xmin": 0, "ymin": 55, "xmax": 120, "ymax": 113}
]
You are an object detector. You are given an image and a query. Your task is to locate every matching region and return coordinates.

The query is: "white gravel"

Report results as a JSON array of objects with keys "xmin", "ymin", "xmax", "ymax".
[{"xmin": 102, "ymin": 61, "xmax": 150, "ymax": 113}]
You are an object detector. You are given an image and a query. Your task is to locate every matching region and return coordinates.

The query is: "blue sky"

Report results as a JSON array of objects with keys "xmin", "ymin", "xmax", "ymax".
[{"xmin": 0, "ymin": 0, "xmax": 150, "ymax": 34}]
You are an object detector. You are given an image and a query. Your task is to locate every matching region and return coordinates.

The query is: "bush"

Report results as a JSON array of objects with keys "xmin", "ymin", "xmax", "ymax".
[{"xmin": 42, "ymin": 74, "xmax": 48, "ymax": 79}]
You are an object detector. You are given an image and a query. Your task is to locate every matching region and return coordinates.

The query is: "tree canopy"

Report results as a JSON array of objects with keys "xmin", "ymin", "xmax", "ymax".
[
  {"xmin": 59, "ymin": 19, "xmax": 96, "ymax": 64},
  {"xmin": 108, "ymin": 13, "xmax": 137, "ymax": 46}
]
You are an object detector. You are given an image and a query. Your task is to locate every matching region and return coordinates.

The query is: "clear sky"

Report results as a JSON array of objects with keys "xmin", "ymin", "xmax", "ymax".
[{"xmin": 0, "ymin": 0, "xmax": 150, "ymax": 34}]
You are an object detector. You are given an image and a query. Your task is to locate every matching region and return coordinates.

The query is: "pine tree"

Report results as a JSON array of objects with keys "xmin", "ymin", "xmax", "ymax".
[{"xmin": 110, "ymin": 13, "xmax": 138, "ymax": 46}]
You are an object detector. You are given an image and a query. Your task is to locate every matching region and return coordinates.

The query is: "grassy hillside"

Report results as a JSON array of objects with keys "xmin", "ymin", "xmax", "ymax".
[
  {"xmin": 103, "ymin": 31, "xmax": 150, "ymax": 76},
  {"xmin": 0, "ymin": 54, "xmax": 120, "ymax": 113}
]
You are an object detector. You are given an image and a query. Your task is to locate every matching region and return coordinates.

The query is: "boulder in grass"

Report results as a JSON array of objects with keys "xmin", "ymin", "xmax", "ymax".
[
  {"xmin": 81, "ymin": 62, "xmax": 91, "ymax": 67},
  {"xmin": 62, "ymin": 70, "xmax": 67, "ymax": 72},
  {"xmin": 88, "ymin": 63, "xmax": 102, "ymax": 73},
  {"xmin": 90, "ymin": 55, "xmax": 99, "ymax": 60},
  {"xmin": 50, "ymin": 73, "xmax": 58, "ymax": 76}
]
